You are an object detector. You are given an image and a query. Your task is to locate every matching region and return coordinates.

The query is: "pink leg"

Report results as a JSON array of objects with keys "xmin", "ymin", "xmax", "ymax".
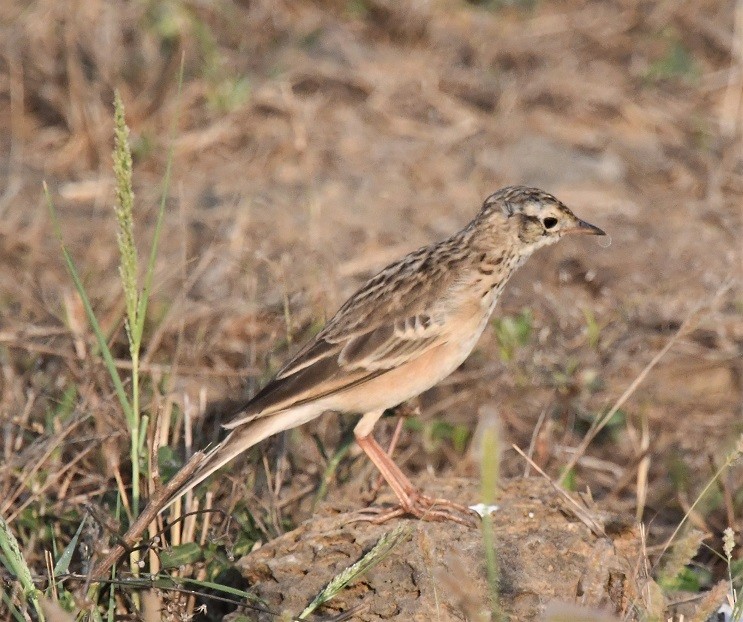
[
  {"xmin": 369, "ymin": 414, "xmax": 406, "ymax": 497},
  {"xmin": 354, "ymin": 432, "xmax": 477, "ymax": 527}
]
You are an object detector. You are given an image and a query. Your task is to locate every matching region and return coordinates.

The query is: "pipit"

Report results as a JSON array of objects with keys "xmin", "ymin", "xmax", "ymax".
[{"xmin": 179, "ymin": 186, "xmax": 605, "ymax": 524}]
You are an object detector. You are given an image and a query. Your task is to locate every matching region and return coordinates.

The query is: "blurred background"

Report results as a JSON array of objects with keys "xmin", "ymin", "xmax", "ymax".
[{"xmin": 0, "ymin": 0, "xmax": 741, "ymax": 617}]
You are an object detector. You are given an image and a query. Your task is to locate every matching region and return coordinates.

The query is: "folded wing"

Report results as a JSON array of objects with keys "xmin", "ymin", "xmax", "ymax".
[{"xmin": 223, "ymin": 311, "xmax": 445, "ymax": 429}]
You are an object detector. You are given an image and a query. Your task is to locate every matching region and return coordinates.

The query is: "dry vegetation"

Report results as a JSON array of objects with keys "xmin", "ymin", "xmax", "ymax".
[{"xmin": 0, "ymin": 0, "xmax": 741, "ymax": 620}]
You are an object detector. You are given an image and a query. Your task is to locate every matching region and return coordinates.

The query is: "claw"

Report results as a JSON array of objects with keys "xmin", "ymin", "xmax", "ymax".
[{"xmin": 347, "ymin": 495, "xmax": 479, "ymax": 528}]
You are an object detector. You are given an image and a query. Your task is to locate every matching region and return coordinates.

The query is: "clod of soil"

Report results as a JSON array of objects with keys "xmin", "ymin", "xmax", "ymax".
[{"xmin": 233, "ymin": 477, "xmax": 639, "ymax": 621}]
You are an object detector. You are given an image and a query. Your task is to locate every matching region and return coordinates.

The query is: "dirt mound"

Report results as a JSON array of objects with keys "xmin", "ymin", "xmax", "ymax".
[{"xmin": 234, "ymin": 478, "xmax": 638, "ymax": 621}]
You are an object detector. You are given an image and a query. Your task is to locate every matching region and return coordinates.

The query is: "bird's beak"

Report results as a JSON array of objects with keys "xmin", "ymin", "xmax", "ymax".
[{"xmin": 564, "ymin": 218, "xmax": 606, "ymax": 236}]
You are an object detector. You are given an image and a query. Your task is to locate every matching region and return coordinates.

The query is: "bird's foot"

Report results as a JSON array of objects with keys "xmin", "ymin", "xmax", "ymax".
[
  {"xmin": 352, "ymin": 492, "xmax": 479, "ymax": 528},
  {"xmin": 352, "ymin": 432, "xmax": 479, "ymax": 527}
]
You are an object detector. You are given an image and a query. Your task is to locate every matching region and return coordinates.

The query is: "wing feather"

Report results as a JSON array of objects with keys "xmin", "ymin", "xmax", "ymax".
[{"xmin": 224, "ymin": 312, "xmax": 446, "ymax": 428}]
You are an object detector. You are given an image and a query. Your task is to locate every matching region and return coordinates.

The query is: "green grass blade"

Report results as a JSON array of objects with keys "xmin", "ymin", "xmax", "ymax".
[
  {"xmin": 44, "ymin": 183, "xmax": 134, "ymax": 427},
  {"xmin": 176, "ymin": 577, "xmax": 266, "ymax": 605},
  {"xmin": 299, "ymin": 523, "xmax": 412, "ymax": 619},
  {"xmin": 53, "ymin": 515, "xmax": 87, "ymax": 576},
  {"xmin": 480, "ymin": 421, "xmax": 504, "ymax": 621},
  {"xmin": 138, "ymin": 413, "xmax": 150, "ymax": 455},
  {"xmin": 0, "ymin": 514, "xmax": 45, "ymax": 621},
  {"xmin": 0, "ymin": 586, "xmax": 27, "ymax": 622},
  {"xmin": 312, "ymin": 428, "xmax": 355, "ymax": 509}
]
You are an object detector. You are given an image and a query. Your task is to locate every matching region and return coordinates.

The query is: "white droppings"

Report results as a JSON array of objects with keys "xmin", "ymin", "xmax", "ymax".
[{"xmin": 470, "ymin": 503, "xmax": 500, "ymax": 517}]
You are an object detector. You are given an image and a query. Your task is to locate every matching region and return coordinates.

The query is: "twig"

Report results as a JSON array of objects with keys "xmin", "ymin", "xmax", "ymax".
[
  {"xmin": 524, "ymin": 407, "xmax": 548, "ymax": 477},
  {"xmin": 512, "ymin": 444, "xmax": 605, "ymax": 538},
  {"xmin": 88, "ymin": 451, "xmax": 206, "ymax": 582}
]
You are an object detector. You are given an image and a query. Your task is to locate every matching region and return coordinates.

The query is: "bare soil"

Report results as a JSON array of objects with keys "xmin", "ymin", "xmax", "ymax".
[{"xmin": 237, "ymin": 478, "xmax": 638, "ymax": 621}]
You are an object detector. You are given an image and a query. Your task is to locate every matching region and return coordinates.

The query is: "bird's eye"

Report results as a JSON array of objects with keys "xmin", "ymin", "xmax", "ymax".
[{"xmin": 543, "ymin": 216, "xmax": 558, "ymax": 229}]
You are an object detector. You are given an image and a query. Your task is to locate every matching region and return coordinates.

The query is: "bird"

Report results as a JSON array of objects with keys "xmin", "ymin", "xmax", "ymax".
[{"xmin": 176, "ymin": 186, "xmax": 605, "ymax": 524}]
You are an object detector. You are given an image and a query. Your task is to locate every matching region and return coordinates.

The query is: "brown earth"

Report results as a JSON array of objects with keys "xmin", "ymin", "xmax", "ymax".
[{"xmin": 234, "ymin": 478, "xmax": 638, "ymax": 621}]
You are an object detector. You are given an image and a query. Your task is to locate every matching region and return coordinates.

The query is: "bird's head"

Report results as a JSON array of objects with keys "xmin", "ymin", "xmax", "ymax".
[{"xmin": 476, "ymin": 186, "xmax": 605, "ymax": 257}]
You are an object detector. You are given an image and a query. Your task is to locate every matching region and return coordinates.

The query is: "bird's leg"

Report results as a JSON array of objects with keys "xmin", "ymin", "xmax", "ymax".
[
  {"xmin": 353, "ymin": 412, "xmax": 478, "ymax": 527},
  {"xmin": 385, "ymin": 415, "xmax": 405, "ymax": 457},
  {"xmin": 354, "ymin": 434, "xmax": 477, "ymax": 526},
  {"xmin": 369, "ymin": 405, "xmax": 410, "ymax": 497}
]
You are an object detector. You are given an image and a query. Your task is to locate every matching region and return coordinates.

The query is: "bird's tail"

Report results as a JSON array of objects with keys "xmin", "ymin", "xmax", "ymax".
[{"xmin": 165, "ymin": 405, "xmax": 322, "ymax": 507}]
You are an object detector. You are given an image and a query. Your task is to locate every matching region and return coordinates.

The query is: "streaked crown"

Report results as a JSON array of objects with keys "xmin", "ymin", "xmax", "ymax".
[{"xmin": 475, "ymin": 186, "xmax": 605, "ymax": 253}]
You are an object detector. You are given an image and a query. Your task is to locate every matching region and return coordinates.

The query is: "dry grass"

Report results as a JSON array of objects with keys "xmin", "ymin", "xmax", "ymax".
[{"xmin": 0, "ymin": 0, "xmax": 741, "ymax": 619}]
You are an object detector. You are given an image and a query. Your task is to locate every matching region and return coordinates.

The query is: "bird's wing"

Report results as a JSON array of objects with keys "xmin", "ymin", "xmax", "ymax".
[
  {"xmin": 223, "ymin": 311, "xmax": 446, "ymax": 429},
  {"xmin": 337, "ymin": 313, "xmax": 442, "ymax": 370},
  {"xmin": 223, "ymin": 241, "xmax": 461, "ymax": 429}
]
